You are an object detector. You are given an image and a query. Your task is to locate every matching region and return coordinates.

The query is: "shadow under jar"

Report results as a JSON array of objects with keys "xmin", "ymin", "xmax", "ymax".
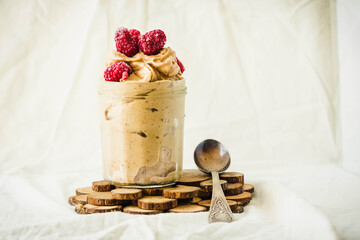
[{"xmin": 98, "ymin": 79, "xmax": 186, "ymax": 188}]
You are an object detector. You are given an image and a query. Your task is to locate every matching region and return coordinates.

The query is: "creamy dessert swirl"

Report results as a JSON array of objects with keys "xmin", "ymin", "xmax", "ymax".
[{"xmin": 106, "ymin": 47, "xmax": 183, "ymax": 82}]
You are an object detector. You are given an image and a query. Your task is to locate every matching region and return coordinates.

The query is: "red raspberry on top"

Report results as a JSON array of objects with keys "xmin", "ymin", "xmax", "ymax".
[
  {"xmin": 104, "ymin": 62, "xmax": 132, "ymax": 82},
  {"xmin": 115, "ymin": 27, "xmax": 139, "ymax": 57},
  {"xmin": 129, "ymin": 29, "xmax": 141, "ymax": 44},
  {"xmin": 139, "ymin": 29, "xmax": 166, "ymax": 55},
  {"xmin": 176, "ymin": 57, "xmax": 185, "ymax": 73}
]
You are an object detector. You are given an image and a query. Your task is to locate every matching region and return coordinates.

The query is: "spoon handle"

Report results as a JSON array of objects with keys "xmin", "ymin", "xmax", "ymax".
[{"xmin": 208, "ymin": 172, "xmax": 235, "ymax": 223}]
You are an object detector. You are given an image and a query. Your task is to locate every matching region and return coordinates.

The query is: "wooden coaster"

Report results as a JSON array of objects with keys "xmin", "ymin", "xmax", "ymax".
[
  {"xmin": 232, "ymin": 205, "xmax": 244, "ymax": 213},
  {"xmin": 69, "ymin": 196, "xmax": 76, "ymax": 206},
  {"xmin": 123, "ymin": 205, "xmax": 162, "ymax": 215},
  {"xmin": 178, "ymin": 197, "xmax": 202, "ymax": 204},
  {"xmin": 142, "ymin": 187, "xmax": 170, "ymax": 196},
  {"xmin": 83, "ymin": 204, "xmax": 122, "ymax": 214},
  {"xmin": 243, "ymin": 184, "xmax": 254, "ymax": 193},
  {"xmin": 92, "ymin": 180, "xmax": 115, "ymax": 192},
  {"xmin": 111, "ymin": 188, "xmax": 143, "ymax": 200},
  {"xmin": 198, "ymin": 189, "xmax": 211, "ymax": 199},
  {"xmin": 198, "ymin": 199, "xmax": 237, "ymax": 210},
  {"xmin": 200, "ymin": 179, "xmax": 228, "ymax": 192},
  {"xmin": 189, "ymin": 197, "xmax": 202, "ymax": 204},
  {"xmin": 162, "ymin": 185, "xmax": 200, "ymax": 199},
  {"xmin": 226, "ymin": 192, "xmax": 252, "ymax": 206},
  {"xmin": 168, "ymin": 204, "xmax": 207, "ymax": 213},
  {"xmin": 87, "ymin": 192, "xmax": 130, "ymax": 206},
  {"xmin": 137, "ymin": 196, "xmax": 177, "ymax": 210},
  {"xmin": 220, "ymin": 172, "xmax": 244, "ymax": 184},
  {"xmin": 69, "ymin": 195, "xmax": 87, "ymax": 206},
  {"xmin": 225, "ymin": 183, "xmax": 243, "ymax": 196},
  {"xmin": 177, "ymin": 169, "xmax": 211, "ymax": 187},
  {"xmin": 76, "ymin": 187, "xmax": 96, "ymax": 196},
  {"xmin": 75, "ymin": 204, "xmax": 86, "ymax": 214}
]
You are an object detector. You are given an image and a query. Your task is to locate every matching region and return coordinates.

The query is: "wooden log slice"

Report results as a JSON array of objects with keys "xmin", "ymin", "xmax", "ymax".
[
  {"xmin": 92, "ymin": 180, "xmax": 115, "ymax": 192},
  {"xmin": 137, "ymin": 196, "xmax": 177, "ymax": 210},
  {"xmin": 83, "ymin": 204, "xmax": 122, "ymax": 214},
  {"xmin": 87, "ymin": 192, "xmax": 131, "ymax": 206},
  {"xmin": 178, "ymin": 197, "xmax": 202, "ymax": 204},
  {"xmin": 198, "ymin": 199, "xmax": 237, "ymax": 210},
  {"xmin": 69, "ymin": 195, "xmax": 88, "ymax": 206},
  {"xmin": 69, "ymin": 196, "xmax": 76, "ymax": 206},
  {"xmin": 198, "ymin": 189, "xmax": 211, "ymax": 199},
  {"xmin": 177, "ymin": 169, "xmax": 211, "ymax": 187},
  {"xmin": 123, "ymin": 205, "xmax": 162, "ymax": 215},
  {"xmin": 75, "ymin": 204, "xmax": 86, "ymax": 214},
  {"xmin": 162, "ymin": 185, "xmax": 200, "ymax": 199},
  {"xmin": 111, "ymin": 188, "xmax": 143, "ymax": 200},
  {"xmin": 225, "ymin": 183, "xmax": 243, "ymax": 196},
  {"xmin": 200, "ymin": 179, "xmax": 228, "ymax": 192},
  {"xmin": 76, "ymin": 187, "xmax": 96, "ymax": 196},
  {"xmin": 232, "ymin": 205, "xmax": 244, "ymax": 213},
  {"xmin": 168, "ymin": 204, "xmax": 207, "ymax": 213},
  {"xmin": 220, "ymin": 172, "xmax": 244, "ymax": 184},
  {"xmin": 243, "ymin": 184, "xmax": 254, "ymax": 193},
  {"xmin": 182, "ymin": 169, "xmax": 211, "ymax": 178},
  {"xmin": 142, "ymin": 187, "xmax": 170, "ymax": 196},
  {"xmin": 226, "ymin": 192, "xmax": 252, "ymax": 206},
  {"xmin": 191, "ymin": 197, "xmax": 202, "ymax": 204}
]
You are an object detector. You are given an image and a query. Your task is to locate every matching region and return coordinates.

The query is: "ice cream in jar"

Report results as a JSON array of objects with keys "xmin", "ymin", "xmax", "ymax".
[{"xmin": 99, "ymin": 27, "xmax": 186, "ymax": 187}]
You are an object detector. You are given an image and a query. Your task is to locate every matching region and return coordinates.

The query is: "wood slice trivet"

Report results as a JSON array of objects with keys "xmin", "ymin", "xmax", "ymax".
[
  {"xmin": 226, "ymin": 192, "xmax": 252, "ymax": 206},
  {"xmin": 232, "ymin": 205, "xmax": 244, "ymax": 213},
  {"xmin": 168, "ymin": 204, "xmax": 207, "ymax": 213},
  {"xmin": 83, "ymin": 204, "xmax": 122, "ymax": 214},
  {"xmin": 123, "ymin": 205, "xmax": 162, "ymax": 215},
  {"xmin": 220, "ymin": 172, "xmax": 244, "ymax": 184},
  {"xmin": 142, "ymin": 187, "xmax": 170, "ymax": 196},
  {"xmin": 76, "ymin": 187, "xmax": 96, "ymax": 196},
  {"xmin": 111, "ymin": 188, "xmax": 143, "ymax": 200},
  {"xmin": 198, "ymin": 199, "xmax": 237, "ymax": 210},
  {"xmin": 177, "ymin": 169, "xmax": 211, "ymax": 187},
  {"xmin": 225, "ymin": 183, "xmax": 243, "ymax": 196},
  {"xmin": 162, "ymin": 185, "xmax": 200, "ymax": 199},
  {"xmin": 69, "ymin": 195, "xmax": 87, "ymax": 206},
  {"xmin": 92, "ymin": 180, "xmax": 115, "ymax": 192},
  {"xmin": 87, "ymin": 192, "xmax": 130, "ymax": 206},
  {"xmin": 200, "ymin": 179, "xmax": 228, "ymax": 192},
  {"xmin": 243, "ymin": 184, "xmax": 254, "ymax": 193},
  {"xmin": 137, "ymin": 196, "xmax": 177, "ymax": 210}
]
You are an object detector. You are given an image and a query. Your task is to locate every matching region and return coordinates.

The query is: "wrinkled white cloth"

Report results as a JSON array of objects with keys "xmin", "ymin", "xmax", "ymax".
[{"xmin": 0, "ymin": 0, "xmax": 359, "ymax": 239}]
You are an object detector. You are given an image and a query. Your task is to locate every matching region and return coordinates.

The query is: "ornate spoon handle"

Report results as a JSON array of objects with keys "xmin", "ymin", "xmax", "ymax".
[{"xmin": 208, "ymin": 172, "xmax": 235, "ymax": 223}]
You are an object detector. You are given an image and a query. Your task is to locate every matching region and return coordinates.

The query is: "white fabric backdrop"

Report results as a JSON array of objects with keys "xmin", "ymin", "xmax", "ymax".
[
  {"xmin": 338, "ymin": 0, "xmax": 360, "ymax": 176},
  {"xmin": 0, "ymin": 0, "xmax": 359, "ymax": 239}
]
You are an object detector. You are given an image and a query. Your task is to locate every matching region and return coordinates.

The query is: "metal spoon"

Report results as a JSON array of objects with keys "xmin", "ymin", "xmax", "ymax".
[{"xmin": 194, "ymin": 139, "xmax": 235, "ymax": 223}]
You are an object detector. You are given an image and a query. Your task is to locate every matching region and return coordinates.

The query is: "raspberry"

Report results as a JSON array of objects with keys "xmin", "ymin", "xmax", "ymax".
[
  {"xmin": 176, "ymin": 57, "xmax": 185, "ymax": 73},
  {"xmin": 114, "ymin": 27, "xmax": 139, "ymax": 57},
  {"xmin": 139, "ymin": 29, "xmax": 166, "ymax": 55},
  {"xmin": 129, "ymin": 29, "xmax": 141, "ymax": 44},
  {"xmin": 104, "ymin": 62, "xmax": 132, "ymax": 82}
]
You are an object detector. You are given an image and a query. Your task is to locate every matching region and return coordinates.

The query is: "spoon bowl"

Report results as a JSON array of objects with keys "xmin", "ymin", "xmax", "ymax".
[{"xmin": 194, "ymin": 139, "xmax": 231, "ymax": 173}]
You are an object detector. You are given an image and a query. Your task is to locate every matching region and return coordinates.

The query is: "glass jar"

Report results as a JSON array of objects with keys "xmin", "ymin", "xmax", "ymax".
[{"xmin": 98, "ymin": 79, "xmax": 186, "ymax": 187}]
